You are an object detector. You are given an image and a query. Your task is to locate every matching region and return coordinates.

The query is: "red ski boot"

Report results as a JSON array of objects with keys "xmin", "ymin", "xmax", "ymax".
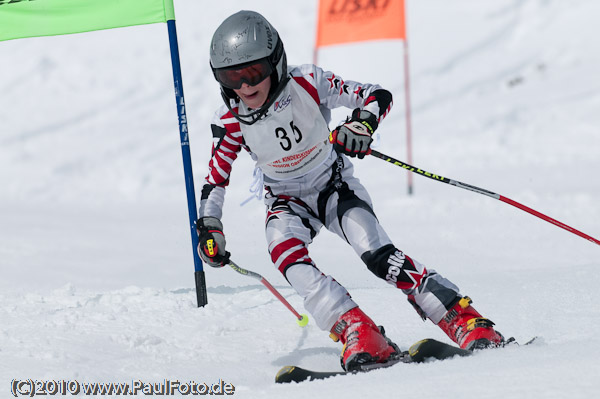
[
  {"xmin": 438, "ymin": 297, "xmax": 504, "ymax": 350},
  {"xmin": 330, "ymin": 307, "xmax": 399, "ymax": 372}
]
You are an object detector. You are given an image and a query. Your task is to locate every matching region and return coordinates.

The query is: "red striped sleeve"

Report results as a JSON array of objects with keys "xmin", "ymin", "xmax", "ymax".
[
  {"xmin": 293, "ymin": 76, "xmax": 320, "ymax": 105},
  {"xmin": 205, "ymin": 109, "xmax": 243, "ymax": 186},
  {"xmin": 364, "ymin": 95, "xmax": 377, "ymax": 105}
]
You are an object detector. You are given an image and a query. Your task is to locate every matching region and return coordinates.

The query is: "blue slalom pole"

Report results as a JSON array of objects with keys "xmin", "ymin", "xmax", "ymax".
[{"xmin": 166, "ymin": 19, "xmax": 207, "ymax": 307}]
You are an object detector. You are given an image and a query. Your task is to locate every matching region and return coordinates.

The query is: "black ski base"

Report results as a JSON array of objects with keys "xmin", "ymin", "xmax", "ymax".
[
  {"xmin": 276, "ymin": 336, "xmax": 539, "ymax": 383},
  {"xmin": 275, "ymin": 338, "xmax": 471, "ymax": 384}
]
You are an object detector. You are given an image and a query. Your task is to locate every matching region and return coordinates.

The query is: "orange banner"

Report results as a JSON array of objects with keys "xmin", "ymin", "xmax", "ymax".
[{"xmin": 316, "ymin": 0, "xmax": 406, "ymax": 48}]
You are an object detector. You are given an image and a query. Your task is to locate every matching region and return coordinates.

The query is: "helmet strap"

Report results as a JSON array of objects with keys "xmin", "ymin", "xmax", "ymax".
[{"xmin": 222, "ymin": 76, "xmax": 290, "ymax": 126}]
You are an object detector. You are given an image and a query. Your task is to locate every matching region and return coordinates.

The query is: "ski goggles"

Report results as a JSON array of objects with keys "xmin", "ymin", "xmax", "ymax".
[{"xmin": 214, "ymin": 58, "xmax": 273, "ymax": 90}]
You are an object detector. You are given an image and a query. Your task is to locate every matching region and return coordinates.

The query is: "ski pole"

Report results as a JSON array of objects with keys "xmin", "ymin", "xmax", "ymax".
[
  {"xmin": 369, "ymin": 149, "xmax": 600, "ymax": 247},
  {"xmin": 227, "ymin": 260, "xmax": 309, "ymax": 327}
]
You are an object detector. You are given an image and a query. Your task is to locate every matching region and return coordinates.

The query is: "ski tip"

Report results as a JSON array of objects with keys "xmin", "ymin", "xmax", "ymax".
[
  {"xmin": 275, "ymin": 365, "xmax": 347, "ymax": 383},
  {"xmin": 275, "ymin": 366, "xmax": 295, "ymax": 383},
  {"xmin": 505, "ymin": 336, "xmax": 541, "ymax": 346},
  {"xmin": 523, "ymin": 336, "xmax": 541, "ymax": 345},
  {"xmin": 408, "ymin": 339, "xmax": 429, "ymax": 358},
  {"xmin": 408, "ymin": 338, "xmax": 472, "ymax": 363}
]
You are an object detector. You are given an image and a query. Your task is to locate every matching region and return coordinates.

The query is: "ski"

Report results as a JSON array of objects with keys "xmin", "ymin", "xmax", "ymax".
[
  {"xmin": 275, "ymin": 337, "xmax": 539, "ymax": 383},
  {"xmin": 275, "ymin": 338, "xmax": 469, "ymax": 383},
  {"xmin": 275, "ymin": 355, "xmax": 409, "ymax": 384},
  {"xmin": 407, "ymin": 338, "xmax": 472, "ymax": 363}
]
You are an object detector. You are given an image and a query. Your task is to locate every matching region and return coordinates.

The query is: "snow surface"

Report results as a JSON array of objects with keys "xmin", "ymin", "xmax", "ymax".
[{"xmin": 1, "ymin": 0, "xmax": 599, "ymax": 397}]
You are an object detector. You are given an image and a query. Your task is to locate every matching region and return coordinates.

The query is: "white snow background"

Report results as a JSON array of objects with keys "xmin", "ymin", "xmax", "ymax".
[{"xmin": 1, "ymin": 0, "xmax": 599, "ymax": 398}]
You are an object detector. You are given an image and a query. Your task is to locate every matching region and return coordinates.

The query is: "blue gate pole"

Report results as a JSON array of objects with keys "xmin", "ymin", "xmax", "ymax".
[{"xmin": 166, "ymin": 19, "xmax": 207, "ymax": 307}]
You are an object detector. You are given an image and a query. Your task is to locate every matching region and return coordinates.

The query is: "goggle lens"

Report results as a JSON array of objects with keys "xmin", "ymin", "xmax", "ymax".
[{"xmin": 215, "ymin": 59, "xmax": 273, "ymax": 90}]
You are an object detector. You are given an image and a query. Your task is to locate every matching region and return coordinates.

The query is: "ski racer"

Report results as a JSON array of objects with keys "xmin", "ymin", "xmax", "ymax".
[{"xmin": 196, "ymin": 10, "xmax": 504, "ymax": 372}]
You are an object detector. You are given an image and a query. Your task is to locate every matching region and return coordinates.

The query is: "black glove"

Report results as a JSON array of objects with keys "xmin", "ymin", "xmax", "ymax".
[
  {"xmin": 329, "ymin": 108, "xmax": 378, "ymax": 159},
  {"xmin": 196, "ymin": 217, "xmax": 230, "ymax": 268}
]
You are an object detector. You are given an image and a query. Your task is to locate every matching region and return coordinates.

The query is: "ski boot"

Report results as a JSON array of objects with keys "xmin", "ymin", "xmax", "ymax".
[
  {"xmin": 330, "ymin": 307, "xmax": 399, "ymax": 372},
  {"xmin": 437, "ymin": 296, "xmax": 504, "ymax": 350}
]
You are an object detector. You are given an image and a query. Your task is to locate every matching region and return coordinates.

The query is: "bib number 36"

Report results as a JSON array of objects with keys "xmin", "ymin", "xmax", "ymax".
[{"xmin": 275, "ymin": 121, "xmax": 303, "ymax": 151}]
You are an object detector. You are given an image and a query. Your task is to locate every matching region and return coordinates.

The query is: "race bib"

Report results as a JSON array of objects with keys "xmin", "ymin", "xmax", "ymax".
[{"xmin": 240, "ymin": 81, "xmax": 332, "ymax": 180}]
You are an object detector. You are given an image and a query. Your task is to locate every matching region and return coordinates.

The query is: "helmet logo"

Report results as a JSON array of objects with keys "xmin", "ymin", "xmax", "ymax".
[{"xmin": 265, "ymin": 26, "xmax": 273, "ymax": 50}]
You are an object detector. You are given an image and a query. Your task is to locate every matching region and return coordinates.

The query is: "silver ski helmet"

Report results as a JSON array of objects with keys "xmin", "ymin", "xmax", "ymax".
[{"xmin": 210, "ymin": 11, "xmax": 288, "ymax": 123}]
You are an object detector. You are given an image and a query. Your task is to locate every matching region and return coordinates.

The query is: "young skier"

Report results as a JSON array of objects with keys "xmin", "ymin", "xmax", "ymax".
[{"xmin": 197, "ymin": 10, "xmax": 504, "ymax": 372}]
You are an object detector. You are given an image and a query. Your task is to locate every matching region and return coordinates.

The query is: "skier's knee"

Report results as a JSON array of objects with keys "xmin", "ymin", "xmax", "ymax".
[{"xmin": 361, "ymin": 244, "xmax": 427, "ymax": 290}]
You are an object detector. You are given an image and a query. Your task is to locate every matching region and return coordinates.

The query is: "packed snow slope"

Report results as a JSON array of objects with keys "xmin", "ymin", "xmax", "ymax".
[{"xmin": 1, "ymin": 0, "xmax": 599, "ymax": 398}]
